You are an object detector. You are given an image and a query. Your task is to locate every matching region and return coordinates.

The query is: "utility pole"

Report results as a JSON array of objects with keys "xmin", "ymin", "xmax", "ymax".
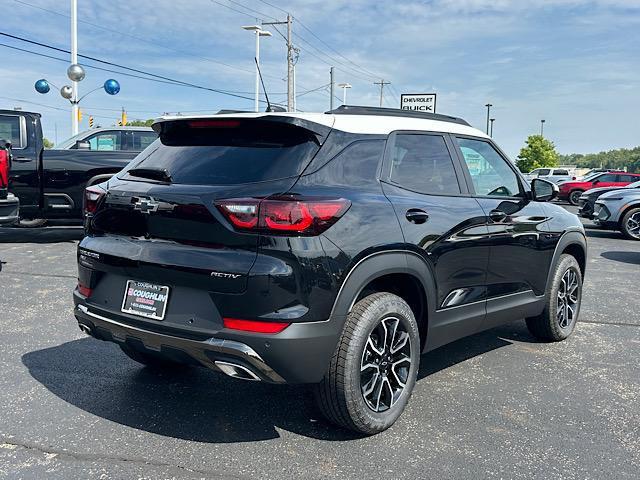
[
  {"xmin": 374, "ymin": 80, "xmax": 391, "ymax": 107},
  {"xmin": 330, "ymin": 67, "xmax": 335, "ymax": 110},
  {"xmin": 70, "ymin": 0, "xmax": 79, "ymax": 135},
  {"xmin": 485, "ymin": 103, "xmax": 492, "ymax": 135},
  {"xmin": 263, "ymin": 14, "xmax": 294, "ymax": 112},
  {"xmin": 490, "ymin": 118, "xmax": 495, "ymax": 137},
  {"xmin": 540, "ymin": 119, "xmax": 546, "ymax": 136}
]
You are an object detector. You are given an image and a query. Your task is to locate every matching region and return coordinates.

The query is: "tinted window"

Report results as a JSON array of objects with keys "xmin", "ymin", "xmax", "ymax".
[
  {"xmin": 314, "ymin": 140, "xmax": 384, "ymax": 186},
  {"xmin": 596, "ymin": 174, "xmax": 617, "ymax": 182},
  {"xmin": 135, "ymin": 131, "xmax": 157, "ymax": 150},
  {"xmin": 0, "ymin": 115, "xmax": 24, "ymax": 148},
  {"xmin": 125, "ymin": 120, "xmax": 320, "ymax": 185},
  {"xmin": 537, "ymin": 169, "xmax": 551, "ymax": 176},
  {"xmin": 456, "ymin": 137, "xmax": 521, "ymax": 197},
  {"xmin": 87, "ymin": 131, "xmax": 121, "ymax": 151},
  {"xmin": 618, "ymin": 174, "xmax": 636, "ymax": 182},
  {"xmin": 554, "ymin": 169, "xmax": 569, "ymax": 175},
  {"xmin": 389, "ymin": 134, "xmax": 460, "ymax": 194}
]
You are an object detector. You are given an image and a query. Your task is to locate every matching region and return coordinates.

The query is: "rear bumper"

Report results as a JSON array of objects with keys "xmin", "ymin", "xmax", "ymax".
[
  {"xmin": 0, "ymin": 193, "xmax": 19, "ymax": 225},
  {"xmin": 73, "ymin": 296, "xmax": 344, "ymax": 384}
]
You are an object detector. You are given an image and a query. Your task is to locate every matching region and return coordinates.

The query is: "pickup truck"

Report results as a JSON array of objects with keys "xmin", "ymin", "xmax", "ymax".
[{"xmin": 0, "ymin": 110, "xmax": 154, "ymax": 226}]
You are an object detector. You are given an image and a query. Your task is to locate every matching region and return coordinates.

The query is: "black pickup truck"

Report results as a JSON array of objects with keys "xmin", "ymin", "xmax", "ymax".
[{"xmin": 0, "ymin": 110, "xmax": 152, "ymax": 226}]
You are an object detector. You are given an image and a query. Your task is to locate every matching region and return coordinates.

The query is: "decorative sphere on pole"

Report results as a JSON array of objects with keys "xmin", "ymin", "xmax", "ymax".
[
  {"xmin": 34, "ymin": 79, "xmax": 50, "ymax": 94},
  {"xmin": 60, "ymin": 85, "xmax": 73, "ymax": 100},
  {"xmin": 103, "ymin": 79, "xmax": 120, "ymax": 95},
  {"xmin": 67, "ymin": 64, "xmax": 86, "ymax": 82}
]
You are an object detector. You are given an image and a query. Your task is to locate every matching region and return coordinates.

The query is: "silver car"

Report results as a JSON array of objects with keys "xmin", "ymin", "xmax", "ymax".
[
  {"xmin": 524, "ymin": 167, "xmax": 575, "ymax": 184},
  {"xmin": 593, "ymin": 188, "xmax": 640, "ymax": 240}
]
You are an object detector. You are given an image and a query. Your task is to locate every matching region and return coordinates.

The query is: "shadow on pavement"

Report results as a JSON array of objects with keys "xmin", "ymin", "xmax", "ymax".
[
  {"xmin": 22, "ymin": 325, "xmax": 527, "ymax": 443},
  {"xmin": 0, "ymin": 226, "xmax": 83, "ymax": 243},
  {"xmin": 600, "ymin": 250, "xmax": 640, "ymax": 265},
  {"xmin": 584, "ymin": 228, "xmax": 622, "ymax": 240}
]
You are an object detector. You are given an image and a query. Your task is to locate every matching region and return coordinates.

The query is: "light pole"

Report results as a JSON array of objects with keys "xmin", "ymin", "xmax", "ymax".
[
  {"xmin": 540, "ymin": 119, "xmax": 546, "ymax": 136},
  {"xmin": 242, "ymin": 25, "xmax": 272, "ymax": 113},
  {"xmin": 490, "ymin": 118, "xmax": 495, "ymax": 137},
  {"xmin": 70, "ymin": 0, "xmax": 79, "ymax": 134},
  {"xmin": 338, "ymin": 83, "xmax": 352, "ymax": 105},
  {"xmin": 485, "ymin": 103, "xmax": 492, "ymax": 135}
]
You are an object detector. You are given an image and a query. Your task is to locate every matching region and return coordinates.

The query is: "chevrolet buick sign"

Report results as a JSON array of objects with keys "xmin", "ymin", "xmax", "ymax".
[{"xmin": 400, "ymin": 94, "xmax": 437, "ymax": 113}]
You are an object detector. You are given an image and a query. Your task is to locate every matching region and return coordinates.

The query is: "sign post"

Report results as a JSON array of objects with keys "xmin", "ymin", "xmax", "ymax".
[{"xmin": 400, "ymin": 93, "xmax": 437, "ymax": 113}]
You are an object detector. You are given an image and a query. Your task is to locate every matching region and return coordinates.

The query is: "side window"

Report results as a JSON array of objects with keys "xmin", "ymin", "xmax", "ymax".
[
  {"xmin": 389, "ymin": 134, "xmax": 460, "ymax": 195},
  {"xmin": 134, "ymin": 131, "xmax": 157, "ymax": 150},
  {"xmin": 554, "ymin": 169, "xmax": 569, "ymax": 176},
  {"xmin": 456, "ymin": 137, "xmax": 521, "ymax": 197},
  {"xmin": 0, "ymin": 115, "xmax": 25, "ymax": 148},
  {"xmin": 314, "ymin": 140, "xmax": 385, "ymax": 186},
  {"xmin": 596, "ymin": 174, "xmax": 617, "ymax": 182},
  {"xmin": 618, "ymin": 174, "xmax": 636, "ymax": 182},
  {"xmin": 537, "ymin": 168, "xmax": 551, "ymax": 176},
  {"xmin": 87, "ymin": 131, "xmax": 121, "ymax": 151}
]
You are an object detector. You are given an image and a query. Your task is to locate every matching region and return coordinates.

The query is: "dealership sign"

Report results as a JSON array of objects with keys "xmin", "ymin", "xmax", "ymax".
[{"xmin": 400, "ymin": 94, "xmax": 437, "ymax": 113}]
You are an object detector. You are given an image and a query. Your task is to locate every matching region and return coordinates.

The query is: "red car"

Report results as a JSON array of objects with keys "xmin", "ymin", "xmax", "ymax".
[{"xmin": 559, "ymin": 171, "xmax": 640, "ymax": 205}]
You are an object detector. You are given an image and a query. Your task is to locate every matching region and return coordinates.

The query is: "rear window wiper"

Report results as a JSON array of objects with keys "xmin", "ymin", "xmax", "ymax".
[{"xmin": 127, "ymin": 167, "xmax": 173, "ymax": 183}]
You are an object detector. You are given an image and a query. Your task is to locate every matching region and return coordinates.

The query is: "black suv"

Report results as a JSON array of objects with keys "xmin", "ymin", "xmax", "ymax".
[{"xmin": 73, "ymin": 106, "xmax": 587, "ymax": 434}]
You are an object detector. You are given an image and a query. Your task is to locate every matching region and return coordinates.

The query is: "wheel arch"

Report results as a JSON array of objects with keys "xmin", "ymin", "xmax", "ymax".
[
  {"xmin": 330, "ymin": 250, "xmax": 436, "ymax": 349},
  {"xmin": 617, "ymin": 201, "xmax": 640, "ymax": 229},
  {"xmin": 547, "ymin": 230, "xmax": 587, "ymax": 288}
]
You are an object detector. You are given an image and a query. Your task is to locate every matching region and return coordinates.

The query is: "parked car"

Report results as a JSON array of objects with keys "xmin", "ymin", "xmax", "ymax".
[
  {"xmin": 0, "ymin": 110, "xmax": 153, "ymax": 226},
  {"xmin": 558, "ymin": 171, "xmax": 640, "ymax": 205},
  {"xmin": 73, "ymin": 105, "xmax": 587, "ymax": 435},
  {"xmin": 523, "ymin": 167, "xmax": 575, "ymax": 184},
  {"xmin": 593, "ymin": 188, "xmax": 640, "ymax": 240},
  {"xmin": 55, "ymin": 126, "xmax": 157, "ymax": 151},
  {"xmin": 578, "ymin": 180, "xmax": 640, "ymax": 219}
]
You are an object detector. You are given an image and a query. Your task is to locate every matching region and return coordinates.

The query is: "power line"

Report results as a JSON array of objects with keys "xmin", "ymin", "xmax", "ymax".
[
  {"xmin": 0, "ymin": 32, "xmax": 272, "ymax": 103},
  {"xmin": 12, "ymin": 0, "xmax": 284, "ymax": 82}
]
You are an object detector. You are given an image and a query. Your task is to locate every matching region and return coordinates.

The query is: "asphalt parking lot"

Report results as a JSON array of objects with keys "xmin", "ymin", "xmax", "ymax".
[{"xmin": 1, "ymin": 206, "xmax": 638, "ymax": 479}]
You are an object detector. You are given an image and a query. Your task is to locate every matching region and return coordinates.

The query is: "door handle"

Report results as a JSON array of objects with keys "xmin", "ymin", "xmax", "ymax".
[
  {"xmin": 489, "ymin": 209, "xmax": 507, "ymax": 222},
  {"xmin": 12, "ymin": 156, "xmax": 32, "ymax": 163},
  {"xmin": 405, "ymin": 208, "xmax": 429, "ymax": 224}
]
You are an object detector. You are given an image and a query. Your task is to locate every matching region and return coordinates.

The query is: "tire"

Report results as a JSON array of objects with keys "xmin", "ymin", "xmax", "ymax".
[
  {"xmin": 526, "ymin": 254, "xmax": 582, "ymax": 342},
  {"xmin": 18, "ymin": 217, "xmax": 47, "ymax": 228},
  {"xmin": 568, "ymin": 190, "xmax": 583, "ymax": 206},
  {"xmin": 313, "ymin": 292, "xmax": 420, "ymax": 435},
  {"xmin": 119, "ymin": 344, "xmax": 188, "ymax": 370},
  {"xmin": 620, "ymin": 207, "xmax": 640, "ymax": 240}
]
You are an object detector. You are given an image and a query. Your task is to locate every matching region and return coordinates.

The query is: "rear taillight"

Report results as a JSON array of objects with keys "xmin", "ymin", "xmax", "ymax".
[
  {"xmin": 77, "ymin": 281, "xmax": 93, "ymax": 297},
  {"xmin": 216, "ymin": 196, "xmax": 350, "ymax": 235},
  {"xmin": 223, "ymin": 317, "xmax": 289, "ymax": 334},
  {"xmin": 0, "ymin": 149, "xmax": 9, "ymax": 189},
  {"xmin": 84, "ymin": 185, "xmax": 105, "ymax": 214}
]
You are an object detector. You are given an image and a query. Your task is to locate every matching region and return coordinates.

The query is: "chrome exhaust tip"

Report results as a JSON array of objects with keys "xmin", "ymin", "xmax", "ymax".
[
  {"xmin": 78, "ymin": 323, "xmax": 93, "ymax": 336},
  {"xmin": 214, "ymin": 360, "xmax": 261, "ymax": 381}
]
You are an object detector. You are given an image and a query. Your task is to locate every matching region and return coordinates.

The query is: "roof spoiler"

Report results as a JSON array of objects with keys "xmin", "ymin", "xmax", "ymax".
[{"xmin": 326, "ymin": 105, "xmax": 471, "ymax": 127}]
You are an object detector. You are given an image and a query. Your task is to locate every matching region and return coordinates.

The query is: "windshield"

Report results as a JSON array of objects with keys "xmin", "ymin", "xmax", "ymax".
[
  {"xmin": 626, "ymin": 180, "xmax": 640, "ymax": 188},
  {"xmin": 120, "ymin": 119, "xmax": 321, "ymax": 185}
]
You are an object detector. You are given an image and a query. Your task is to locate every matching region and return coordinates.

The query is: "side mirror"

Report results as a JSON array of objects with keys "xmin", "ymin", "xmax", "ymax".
[
  {"xmin": 531, "ymin": 178, "xmax": 558, "ymax": 202},
  {"xmin": 75, "ymin": 140, "xmax": 91, "ymax": 150}
]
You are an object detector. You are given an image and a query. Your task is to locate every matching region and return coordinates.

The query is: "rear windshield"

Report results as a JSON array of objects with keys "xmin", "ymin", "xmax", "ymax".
[{"xmin": 121, "ymin": 119, "xmax": 321, "ymax": 185}]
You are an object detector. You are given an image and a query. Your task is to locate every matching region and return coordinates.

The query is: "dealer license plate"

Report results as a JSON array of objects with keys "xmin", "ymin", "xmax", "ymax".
[{"xmin": 121, "ymin": 280, "xmax": 170, "ymax": 321}]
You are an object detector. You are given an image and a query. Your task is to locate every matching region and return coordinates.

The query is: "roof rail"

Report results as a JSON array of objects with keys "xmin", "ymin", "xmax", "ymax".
[{"xmin": 326, "ymin": 105, "xmax": 471, "ymax": 127}]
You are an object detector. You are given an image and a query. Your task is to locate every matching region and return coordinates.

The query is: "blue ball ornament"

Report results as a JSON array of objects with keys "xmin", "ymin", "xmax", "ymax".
[
  {"xmin": 103, "ymin": 79, "xmax": 120, "ymax": 95},
  {"xmin": 35, "ymin": 79, "xmax": 50, "ymax": 94}
]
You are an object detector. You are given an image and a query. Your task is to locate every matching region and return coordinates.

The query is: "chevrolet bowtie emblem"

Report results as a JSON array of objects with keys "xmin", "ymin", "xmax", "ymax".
[{"xmin": 132, "ymin": 197, "xmax": 160, "ymax": 214}]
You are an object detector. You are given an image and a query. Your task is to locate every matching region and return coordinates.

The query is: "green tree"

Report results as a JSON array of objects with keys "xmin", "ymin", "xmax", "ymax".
[
  {"xmin": 516, "ymin": 135, "xmax": 559, "ymax": 173},
  {"xmin": 43, "ymin": 137, "xmax": 54, "ymax": 149},
  {"xmin": 126, "ymin": 119, "xmax": 154, "ymax": 127}
]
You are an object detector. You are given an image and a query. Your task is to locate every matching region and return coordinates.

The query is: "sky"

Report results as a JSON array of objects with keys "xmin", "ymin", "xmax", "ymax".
[{"xmin": 1, "ymin": 0, "xmax": 639, "ymax": 158}]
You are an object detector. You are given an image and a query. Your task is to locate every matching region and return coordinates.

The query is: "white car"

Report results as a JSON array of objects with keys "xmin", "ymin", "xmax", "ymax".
[{"xmin": 524, "ymin": 167, "xmax": 575, "ymax": 184}]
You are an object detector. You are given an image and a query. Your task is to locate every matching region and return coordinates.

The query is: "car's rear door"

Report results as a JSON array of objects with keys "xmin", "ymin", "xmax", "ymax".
[
  {"xmin": 451, "ymin": 136, "xmax": 555, "ymax": 329},
  {"xmin": 591, "ymin": 173, "xmax": 619, "ymax": 189},
  {"xmin": 381, "ymin": 131, "xmax": 490, "ymax": 350}
]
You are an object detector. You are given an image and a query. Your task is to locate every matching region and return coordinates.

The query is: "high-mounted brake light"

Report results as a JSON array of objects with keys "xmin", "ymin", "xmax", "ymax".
[
  {"xmin": 223, "ymin": 318, "xmax": 290, "ymax": 334},
  {"xmin": 84, "ymin": 185, "xmax": 105, "ymax": 215},
  {"xmin": 187, "ymin": 120, "xmax": 241, "ymax": 128},
  {"xmin": 215, "ymin": 196, "xmax": 350, "ymax": 235}
]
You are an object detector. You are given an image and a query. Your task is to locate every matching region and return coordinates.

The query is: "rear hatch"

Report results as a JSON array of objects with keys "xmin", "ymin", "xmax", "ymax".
[{"xmin": 81, "ymin": 117, "xmax": 328, "ymax": 300}]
